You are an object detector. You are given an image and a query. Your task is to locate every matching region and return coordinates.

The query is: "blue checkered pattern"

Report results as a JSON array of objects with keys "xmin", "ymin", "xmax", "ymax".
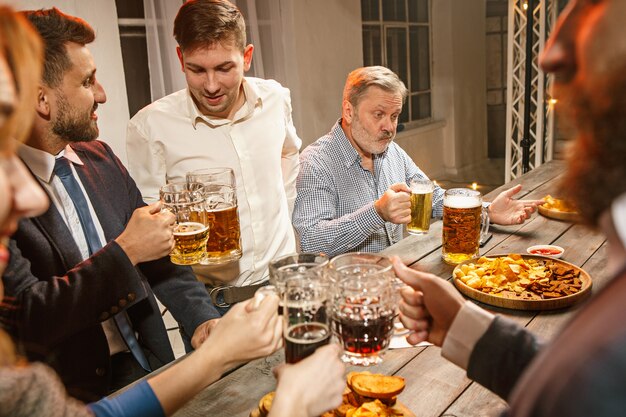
[{"xmin": 293, "ymin": 120, "xmax": 445, "ymax": 257}]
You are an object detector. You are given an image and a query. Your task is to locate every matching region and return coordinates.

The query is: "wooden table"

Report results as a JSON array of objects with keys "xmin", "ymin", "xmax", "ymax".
[{"xmin": 172, "ymin": 160, "xmax": 608, "ymax": 417}]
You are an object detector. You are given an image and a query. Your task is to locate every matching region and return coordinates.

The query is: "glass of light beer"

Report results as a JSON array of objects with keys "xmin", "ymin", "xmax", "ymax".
[
  {"xmin": 186, "ymin": 168, "xmax": 242, "ymax": 265},
  {"xmin": 327, "ymin": 253, "xmax": 397, "ymax": 366},
  {"xmin": 407, "ymin": 178, "xmax": 434, "ymax": 235},
  {"xmin": 442, "ymin": 188, "xmax": 489, "ymax": 264},
  {"xmin": 160, "ymin": 182, "xmax": 209, "ymax": 265},
  {"xmin": 283, "ymin": 276, "xmax": 330, "ymax": 364},
  {"xmin": 269, "ymin": 253, "xmax": 329, "ymax": 314}
]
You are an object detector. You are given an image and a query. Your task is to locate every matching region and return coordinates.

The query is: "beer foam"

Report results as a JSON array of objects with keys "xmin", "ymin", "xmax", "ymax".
[
  {"xmin": 173, "ymin": 222, "xmax": 208, "ymax": 236},
  {"xmin": 444, "ymin": 195, "xmax": 481, "ymax": 209}
]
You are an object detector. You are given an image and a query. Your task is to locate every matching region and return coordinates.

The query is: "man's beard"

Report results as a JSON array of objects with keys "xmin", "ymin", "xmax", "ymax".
[
  {"xmin": 557, "ymin": 60, "xmax": 626, "ymax": 227},
  {"xmin": 51, "ymin": 92, "xmax": 99, "ymax": 143}
]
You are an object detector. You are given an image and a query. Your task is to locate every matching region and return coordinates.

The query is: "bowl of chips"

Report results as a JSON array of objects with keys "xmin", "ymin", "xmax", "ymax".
[
  {"xmin": 452, "ymin": 253, "xmax": 591, "ymax": 310},
  {"xmin": 538, "ymin": 195, "xmax": 580, "ymax": 222}
]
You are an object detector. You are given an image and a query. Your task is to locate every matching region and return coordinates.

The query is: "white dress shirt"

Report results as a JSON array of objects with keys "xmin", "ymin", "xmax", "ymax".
[
  {"xmin": 18, "ymin": 144, "xmax": 128, "ymax": 355},
  {"xmin": 126, "ymin": 77, "xmax": 301, "ymax": 286}
]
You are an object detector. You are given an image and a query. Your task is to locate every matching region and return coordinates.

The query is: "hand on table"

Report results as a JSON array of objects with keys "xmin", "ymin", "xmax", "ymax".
[
  {"xmin": 269, "ymin": 344, "xmax": 346, "ymax": 417},
  {"xmin": 115, "ymin": 202, "xmax": 176, "ymax": 265},
  {"xmin": 488, "ymin": 185, "xmax": 544, "ymax": 225},
  {"xmin": 391, "ymin": 257, "xmax": 465, "ymax": 347},
  {"xmin": 374, "ymin": 182, "xmax": 411, "ymax": 224}
]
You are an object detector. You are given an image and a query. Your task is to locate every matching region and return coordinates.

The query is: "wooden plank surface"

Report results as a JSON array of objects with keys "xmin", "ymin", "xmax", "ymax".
[{"xmin": 167, "ymin": 161, "xmax": 611, "ymax": 417}]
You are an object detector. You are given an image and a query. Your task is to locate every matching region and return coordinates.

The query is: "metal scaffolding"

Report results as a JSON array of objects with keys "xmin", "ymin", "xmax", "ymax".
[{"xmin": 504, "ymin": 0, "xmax": 558, "ymax": 182}]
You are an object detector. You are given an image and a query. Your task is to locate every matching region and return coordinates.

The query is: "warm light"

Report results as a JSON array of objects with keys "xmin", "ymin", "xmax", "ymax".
[
  {"xmin": 471, "ymin": 182, "xmax": 478, "ymax": 191},
  {"xmin": 522, "ymin": 1, "xmax": 528, "ymax": 10},
  {"xmin": 549, "ymin": 98, "xmax": 558, "ymax": 105}
]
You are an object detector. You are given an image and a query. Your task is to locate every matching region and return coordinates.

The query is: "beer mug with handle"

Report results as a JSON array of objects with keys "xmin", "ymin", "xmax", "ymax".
[
  {"xmin": 186, "ymin": 168, "xmax": 242, "ymax": 265},
  {"xmin": 327, "ymin": 253, "xmax": 397, "ymax": 366},
  {"xmin": 442, "ymin": 188, "xmax": 489, "ymax": 264},
  {"xmin": 160, "ymin": 182, "xmax": 208, "ymax": 265},
  {"xmin": 407, "ymin": 178, "xmax": 434, "ymax": 235},
  {"xmin": 269, "ymin": 253, "xmax": 329, "ymax": 314}
]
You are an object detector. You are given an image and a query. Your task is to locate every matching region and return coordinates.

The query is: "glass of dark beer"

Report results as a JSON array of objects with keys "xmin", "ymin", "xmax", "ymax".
[
  {"xmin": 327, "ymin": 253, "xmax": 397, "ymax": 366},
  {"xmin": 283, "ymin": 276, "xmax": 330, "ymax": 364},
  {"xmin": 186, "ymin": 168, "xmax": 242, "ymax": 265}
]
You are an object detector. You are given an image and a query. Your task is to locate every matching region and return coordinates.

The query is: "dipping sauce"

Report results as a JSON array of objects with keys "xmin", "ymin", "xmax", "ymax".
[{"xmin": 529, "ymin": 247, "xmax": 562, "ymax": 256}]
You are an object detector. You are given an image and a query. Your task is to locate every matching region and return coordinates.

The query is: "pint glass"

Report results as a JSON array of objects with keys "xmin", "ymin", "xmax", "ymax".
[
  {"xmin": 327, "ymin": 253, "xmax": 397, "ymax": 366},
  {"xmin": 160, "ymin": 182, "xmax": 209, "ymax": 265},
  {"xmin": 283, "ymin": 277, "xmax": 330, "ymax": 364},
  {"xmin": 186, "ymin": 168, "xmax": 242, "ymax": 265},
  {"xmin": 442, "ymin": 188, "xmax": 489, "ymax": 264},
  {"xmin": 407, "ymin": 178, "xmax": 434, "ymax": 235}
]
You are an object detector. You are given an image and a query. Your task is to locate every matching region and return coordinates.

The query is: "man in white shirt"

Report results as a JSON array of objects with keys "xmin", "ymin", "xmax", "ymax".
[
  {"xmin": 393, "ymin": 1, "xmax": 626, "ymax": 415},
  {"xmin": 126, "ymin": 0, "xmax": 301, "ymax": 315}
]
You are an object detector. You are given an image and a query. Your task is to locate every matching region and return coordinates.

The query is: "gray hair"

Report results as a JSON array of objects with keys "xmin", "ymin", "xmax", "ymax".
[{"xmin": 343, "ymin": 66, "xmax": 408, "ymax": 107}]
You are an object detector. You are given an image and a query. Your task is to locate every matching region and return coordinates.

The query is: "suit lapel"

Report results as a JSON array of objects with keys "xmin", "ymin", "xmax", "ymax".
[{"xmin": 32, "ymin": 204, "xmax": 83, "ymax": 269}]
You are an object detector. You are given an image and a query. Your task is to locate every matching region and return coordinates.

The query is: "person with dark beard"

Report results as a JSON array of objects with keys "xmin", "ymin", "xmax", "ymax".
[
  {"xmin": 391, "ymin": 1, "xmax": 626, "ymax": 416},
  {"xmin": 1, "ymin": 8, "xmax": 222, "ymax": 401}
]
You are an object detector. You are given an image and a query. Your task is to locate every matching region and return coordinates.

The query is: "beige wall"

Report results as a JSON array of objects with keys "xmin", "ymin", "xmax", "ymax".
[
  {"xmin": 279, "ymin": 0, "xmax": 363, "ymax": 147},
  {"xmin": 13, "ymin": 0, "xmax": 130, "ymax": 164}
]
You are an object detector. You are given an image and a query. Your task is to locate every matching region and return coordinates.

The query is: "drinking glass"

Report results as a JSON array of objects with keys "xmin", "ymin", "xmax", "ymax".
[
  {"xmin": 442, "ymin": 188, "xmax": 489, "ymax": 264},
  {"xmin": 327, "ymin": 253, "xmax": 397, "ymax": 366},
  {"xmin": 269, "ymin": 253, "xmax": 329, "ymax": 309},
  {"xmin": 186, "ymin": 168, "xmax": 242, "ymax": 265},
  {"xmin": 160, "ymin": 182, "xmax": 208, "ymax": 265},
  {"xmin": 283, "ymin": 277, "xmax": 330, "ymax": 364},
  {"xmin": 407, "ymin": 178, "xmax": 434, "ymax": 235}
]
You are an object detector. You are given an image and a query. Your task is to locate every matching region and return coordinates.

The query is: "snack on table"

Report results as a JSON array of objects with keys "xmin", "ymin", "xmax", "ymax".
[
  {"xmin": 542, "ymin": 195, "xmax": 577, "ymax": 213},
  {"xmin": 453, "ymin": 254, "xmax": 582, "ymax": 300},
  {"xmin": 252, "ymin": 372, "xmax": 410, "ymax": 417}
]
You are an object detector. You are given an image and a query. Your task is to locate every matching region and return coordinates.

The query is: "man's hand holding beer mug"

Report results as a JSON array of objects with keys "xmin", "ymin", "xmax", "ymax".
[
  {"xmin": 374, "ymin": 183, "xmax": 412, "ymax": 224},
  {"xmin": 115, "ymin": 201, "xmax": 177, "ymax": 265}
]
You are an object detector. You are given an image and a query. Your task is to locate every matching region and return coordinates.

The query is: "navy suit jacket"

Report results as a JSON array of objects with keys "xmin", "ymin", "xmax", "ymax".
[{"xmin": 2, "ymin": 140, "xmax": 219, "ymax": 401}]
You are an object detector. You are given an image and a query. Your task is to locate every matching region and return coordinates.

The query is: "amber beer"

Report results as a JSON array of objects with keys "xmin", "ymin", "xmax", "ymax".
[
  {"xmin": 195, "ymin": 205, "xmax": 241, "ymax": 263},
  {"xmin": 442, "ymin": 189, "xmax": 484, "ymax": 264},
  {"xmin": 160, "ymin": 182, "xmax": 208, "ymax": 265},
  {"xmin": 171, "ymin": 222, "xmax": 209, "ymax": 265},
  {"xmin": 408, "ymin": 179, "xmax": 434, "ymax": 235},
  {"xmin": 186, "ymin": 168, "xmax": 242, "ymax": 265}
]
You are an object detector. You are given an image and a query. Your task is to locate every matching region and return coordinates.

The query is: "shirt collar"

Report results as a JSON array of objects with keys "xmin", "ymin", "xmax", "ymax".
[
  {"xmin": 18, "ymin": 143, "xmax": 84, "ymax": 184},
  {"xmin": 188, "ymin": 78, "xmax": 262, "ymax": 128}
]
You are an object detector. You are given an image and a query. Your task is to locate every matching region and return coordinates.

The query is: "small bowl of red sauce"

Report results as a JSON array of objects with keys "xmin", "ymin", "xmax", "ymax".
[{"xmin": 527, "ymin": 245, "xmax": 564, "ymax": 259}]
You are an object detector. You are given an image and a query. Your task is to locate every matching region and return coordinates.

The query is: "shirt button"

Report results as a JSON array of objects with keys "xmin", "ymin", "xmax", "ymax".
[
  {"xmin": 119, "ymin": 299, "xmax": 127, "ymax": 308},
  {"xmin": 110, "ymin": 306, "xmax": 119, "ymax": 315},
  {"xmin": 127, "ymin": 293, "xmax": 136, "ymax": 302},
  {"xmin": 95, "ymin": 367, "xmax": 106, "ymax": 377},
  {"xmin": 99, "ymin": 312, "xmax": 109, "ymax": 321}
]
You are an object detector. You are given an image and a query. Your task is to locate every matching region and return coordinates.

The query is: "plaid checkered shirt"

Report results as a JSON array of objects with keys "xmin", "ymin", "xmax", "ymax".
[{"xmin": 293, "ymin": 120, "xmax": 445, "ymax": 257}]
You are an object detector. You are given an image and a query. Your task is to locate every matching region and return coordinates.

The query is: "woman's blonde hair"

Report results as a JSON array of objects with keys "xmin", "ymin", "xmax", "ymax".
[{"xmin": 0, "ymin": 6, "xmax": 43, "ymax": 151}]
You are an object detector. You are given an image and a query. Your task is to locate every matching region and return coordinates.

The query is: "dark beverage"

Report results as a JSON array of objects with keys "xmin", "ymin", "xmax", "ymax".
[
  {"xmin": 284, "ymin": 322, "xmax": 330, "ymax": 363},
  {"xmin": 331, "ymin": 314, "xmax": 394, "ymax": 356}
]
